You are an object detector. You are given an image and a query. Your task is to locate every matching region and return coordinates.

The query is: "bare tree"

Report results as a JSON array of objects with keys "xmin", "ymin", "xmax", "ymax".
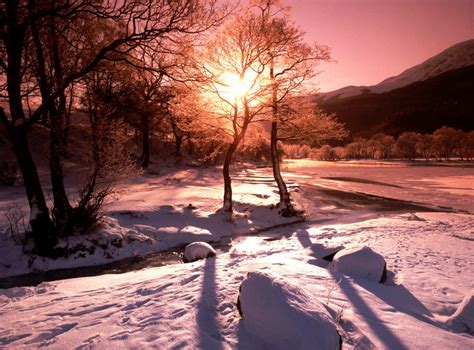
[
  {"xmin": 254, "ymin": 0, "xmax": 333, "ymax": 216},
  {"xmin": 396, "ymin": 131, "xmax": 421, "ymax": 160},
  {"xmin": 204, "ymin": 9, "xmax": 269, "ymax": 214},
  {"xmin": 0, "ymin": 0, "xmax": 228, "ymax": 255},
  {"xmin": 168, "ymin": 85, "xmax": 216, "ymax": 160},
  {"xmin": 433, "ymin": 126, "xmax": 459, "ymax": 160},
  {"xmin": 78, "ymin": 62, "xmax": 139, "ymax": 234}
]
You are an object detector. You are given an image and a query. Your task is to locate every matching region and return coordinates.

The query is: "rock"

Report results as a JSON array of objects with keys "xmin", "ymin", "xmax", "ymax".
[
  {"xmin": 329, "ymin": 246, "xmax": 387, "ymax": 283},
  {"xmin": 408, "ymin": 213, "xmax": 425, "ymax": 221},
  {"xmin": 309, "ymin": 243, "xmax": 345, "ymax": 262},
  {"xmin": 448, "ymin": 290, "xmax": 474, "ymax": 333},
  {"xmin": 182, "ymin": 242, "xmax": 216, "ymax": 263},
  {"xmin": 237, "ymin": 271, "xmax": 342, "ymax": 350}
]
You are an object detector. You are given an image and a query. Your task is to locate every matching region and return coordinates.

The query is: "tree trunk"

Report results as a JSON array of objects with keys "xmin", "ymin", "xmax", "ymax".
[
  {"xmin": 270, "ymin": 121, "xmax": 295, "ymax": 216},
  {"xmin": 31, "ymin": 13, "xmax": 72, "ymax": 230},
  {"xmin": 140, "ymin": 115, "xmax": 150, "ymax": 168},
  {"xmin": 3, "ymin": 4, "xmax": 56, "ymax": 254},
  {"xmin": 175, "ymin": 135, "xmax": 183, "ymax": 157},
  {"xmin": 169, "ymin": 115, "xmax": 183, "ymax": 157},
  {"xmin": 186, "ymin": 133, "xmax": 194, "ymax": 156},
  {"xmin": 49, "ymin": 106, "xmax": 72, "ymax": 229},
  {"xmin": 11, "ymin": 123, "xmax": 56, "ymax": 254},
  {"xmin": 269, "ymin": 60, "xmax": 295, "ymax": 216},
  {"xmin": 222, "ymin": 99, "xmax": 252, "ymax": 213},
  {"xmin": 222, "ymin": 139, "xmax": 239, "ymax": 213}
]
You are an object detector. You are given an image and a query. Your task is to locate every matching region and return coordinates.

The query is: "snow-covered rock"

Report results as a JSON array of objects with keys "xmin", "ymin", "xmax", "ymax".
[
  {"xmin": 329, "ymin": 246, "xmax": 387, "ymax": 283},
  {"xmin": 183, "ymin": 242, "xmax": 216, "ymax": 263},
  {"xmin": 309, "ymin": 243, "xmax": 345, "ymax": 261},
  {"xmin": 448, "ymin": 290, "xmax": 474, "ymax": 333},
  {"xmin": 237, "ymin": 271, "xmax": 341, "ymax": 350}
]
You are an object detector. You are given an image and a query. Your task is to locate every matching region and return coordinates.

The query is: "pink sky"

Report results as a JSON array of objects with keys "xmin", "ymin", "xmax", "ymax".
[{"xmin": 284, "ymin": 0, "xmax": 474, "ymax": 92}]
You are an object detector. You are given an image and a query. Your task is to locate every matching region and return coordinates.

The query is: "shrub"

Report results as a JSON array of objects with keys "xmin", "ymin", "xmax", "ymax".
[
  {"xmin": 298, "ymin": 145, "xmax": 312, "ymax": 159},
  {"xmin": 5, "ymin": 204, "xmax": 29, "ymax": 247},
  {"xmin": 317, "ymin": 145, "xmax": 336, "ymax": 160}
]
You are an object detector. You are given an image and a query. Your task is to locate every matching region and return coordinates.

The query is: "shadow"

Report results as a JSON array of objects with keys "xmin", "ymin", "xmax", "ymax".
[
  {"xmin": 356, "ymin": 279, "xmax": 435, "ymax": 323},
  {"xmin": 330, "ymin": 272, "xmax": 409, "ymax": 349},
  {"xmin": 110, "ymin": 205, "xmax": 225, "ymax": 240},
  {"xmin": 295, "ymin": 229, "xmax": 312, "ymax": 248},
  {"xmin": 302, "ymin": 184, "xmax": 443, "ymax": 214},
  {"xmin": 235, "ymin": 320, "xmax": 266, "ymax": 350},
  {"xmin": 196, "ymin": 257, "xmax": 224, "ymax": 350},
  {"xmin": 262, "ymin": 218, "xmax": 335, "ymax": 243},
  {"xmin": 321, "ymin": 176, "xmax": 403, "ymax": 188},
  {"xmin": 110, "ymin": 199, "xmax": 300, "ymax": 248}
]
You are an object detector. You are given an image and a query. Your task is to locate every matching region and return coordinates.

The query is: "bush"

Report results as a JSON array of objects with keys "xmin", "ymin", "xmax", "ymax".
[
  {"xmin": 298, "ymin": 144, "xmax": 312, "ymax": 158},
  {"xmin": 5, "ymin": 204, "xmax": 29, "ymax": 247},
  {"xmin": 316, "ymin": 145, "xmax": 336, "ymax": 160},
  {"xmin": 0, "ymin": 160, "xmax": 19, "ymax": 185}
]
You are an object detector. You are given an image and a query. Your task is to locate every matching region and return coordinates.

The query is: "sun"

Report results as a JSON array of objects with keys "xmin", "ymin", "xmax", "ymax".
[{"xmin": 219, "ymin": 72, "xmax": 255, "ymax": 101}]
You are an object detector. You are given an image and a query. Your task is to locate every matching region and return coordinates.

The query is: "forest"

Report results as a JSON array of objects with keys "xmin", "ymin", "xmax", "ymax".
[{"xmin": 0, "ymin": 0, "xmax": 346, "ymax": 256}]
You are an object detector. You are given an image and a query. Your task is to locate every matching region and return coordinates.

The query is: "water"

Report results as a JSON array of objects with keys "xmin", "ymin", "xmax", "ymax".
[{"xmin": 281, "ymin": 160, "xmax": 474, "ymax": 213}]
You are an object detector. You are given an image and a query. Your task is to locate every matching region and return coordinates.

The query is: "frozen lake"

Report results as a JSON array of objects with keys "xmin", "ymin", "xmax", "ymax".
[{"xmin": 279, "ymin": 160, "xmax": 474, "ymax": 213}]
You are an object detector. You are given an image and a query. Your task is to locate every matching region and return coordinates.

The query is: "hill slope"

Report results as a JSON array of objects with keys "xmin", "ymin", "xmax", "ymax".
[
  {"xmin": 317, "ymin": 64, "xmax": 474, "ymax": 137},
  {"xmin": 321, "ymin": 39, "xmax": 474, "ymax": 101}
]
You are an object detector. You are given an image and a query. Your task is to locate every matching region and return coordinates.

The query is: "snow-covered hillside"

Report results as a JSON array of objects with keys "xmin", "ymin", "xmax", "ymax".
[{"xmin": 320, "ymin": 39, "xmax": 474, "ymax": 100}]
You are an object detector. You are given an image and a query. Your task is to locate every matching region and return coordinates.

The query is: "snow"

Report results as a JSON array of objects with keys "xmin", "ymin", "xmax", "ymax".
[
  {"xmin": 1, "ymin": 211, "xmax": 473, "ymax": 348},
  {"xmin": 448, "ymin": 290, "xmax": 474, "ymax": 333},
  {"xmin": 329, "ymin": 246, "xmax": 386, "ymax": 283},
  {"xmin": 0, "ymin": 162, "xmax": 473, "ymax": 349},
  {"xmin": 183, "ymin": 242, "xmax": 217, "ymax": 263},
  {"xmin": 237, "ymin": 270, "xmax": 341, "ymax": 350},
  {"xmin": 0, "ymin": 167, "xmax": 300, "ymax": 278}
]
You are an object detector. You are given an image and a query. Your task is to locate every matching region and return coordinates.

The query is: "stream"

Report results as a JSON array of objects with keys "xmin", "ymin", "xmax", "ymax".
[{"xmin": 0, "ymin": 180, "xmax": 458, "ymax": 289}]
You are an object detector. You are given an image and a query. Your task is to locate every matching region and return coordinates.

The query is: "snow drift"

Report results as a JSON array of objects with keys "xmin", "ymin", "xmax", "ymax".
[
  {"xmin": 237, "ymin": 270, "xmax": 341, "ymax": 350},
  {"xmin": 329, "ymin": 246, "xmax": 387, "ymax": 283}
]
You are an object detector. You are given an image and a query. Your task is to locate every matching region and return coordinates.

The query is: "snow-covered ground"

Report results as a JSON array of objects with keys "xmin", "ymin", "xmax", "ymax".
[
  {"xmin": 0, "ymin": 166, "xmax": 301, "ymax": 279},
  {"xmin": 0, "ymin": 161, "xmax": 473, "ymax": 349}
]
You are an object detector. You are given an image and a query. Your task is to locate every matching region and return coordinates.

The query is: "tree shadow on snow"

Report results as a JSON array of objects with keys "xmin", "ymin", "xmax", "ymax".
[
  {"xmin": 110, "ymin": 200, "xmax": 297, "ymax": 248},
  {"xmin": 356, "ymin": 278, "xmax": 437, "ymax": 325},
  {"xmin": 109, "ymin": 205, "xmax": 229, "ymax": 241},
  {"xmin": 196, "ymin": 257, "xmax": 225, "ymax": 350},
  {"xmin": 261, "ymin": 219, "xmax": 335, "ymax": 243},
  {"xmin": 329, "ymin": 272, "xmax": 409, "ymax": 350}
]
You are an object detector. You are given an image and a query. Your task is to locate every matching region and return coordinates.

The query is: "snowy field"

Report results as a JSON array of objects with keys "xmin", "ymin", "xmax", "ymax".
[{"xmin": 0, "ymin": 161, "xmax": 473, "ymax": 349}]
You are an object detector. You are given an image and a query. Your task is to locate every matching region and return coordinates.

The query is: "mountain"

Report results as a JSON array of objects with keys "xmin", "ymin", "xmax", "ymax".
[
  {"xmin": 317, "ymin": 64, "xmax": 474, "ymax": 137},
  {"xmin": 320, "ymin": 39, "xmax": 474, "ymax": 102}
]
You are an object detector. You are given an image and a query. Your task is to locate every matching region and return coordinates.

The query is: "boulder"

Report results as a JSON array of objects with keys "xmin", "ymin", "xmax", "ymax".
[
  {"xmin": 309, "ymin": 243, "xmax": 345, "ymax": 262},
  {"xmin": 329, "ymin": 246, "xmax": 387, "ymax": 283},
  {"xmin": 448, "ymin": 290, "xmax": 474, "ymax": 333},
  {"xmin": 237, "ymin": 271, "xmax": 341, "ymax": 350},
  {"xmin": 183, "ymin": 242, "xmax": 216, "ymax": 263}
]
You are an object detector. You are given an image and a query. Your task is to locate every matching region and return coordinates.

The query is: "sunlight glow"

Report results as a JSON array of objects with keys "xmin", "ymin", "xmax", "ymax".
[{"xmin": 219, "ymin": 72, "xmax": 255, "ymax": 101}]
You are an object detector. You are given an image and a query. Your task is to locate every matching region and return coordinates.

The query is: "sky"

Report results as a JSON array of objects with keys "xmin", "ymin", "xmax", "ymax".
[{"xmin": 284, "ymin": 0, "xmax": 474, "ymax": 92}]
